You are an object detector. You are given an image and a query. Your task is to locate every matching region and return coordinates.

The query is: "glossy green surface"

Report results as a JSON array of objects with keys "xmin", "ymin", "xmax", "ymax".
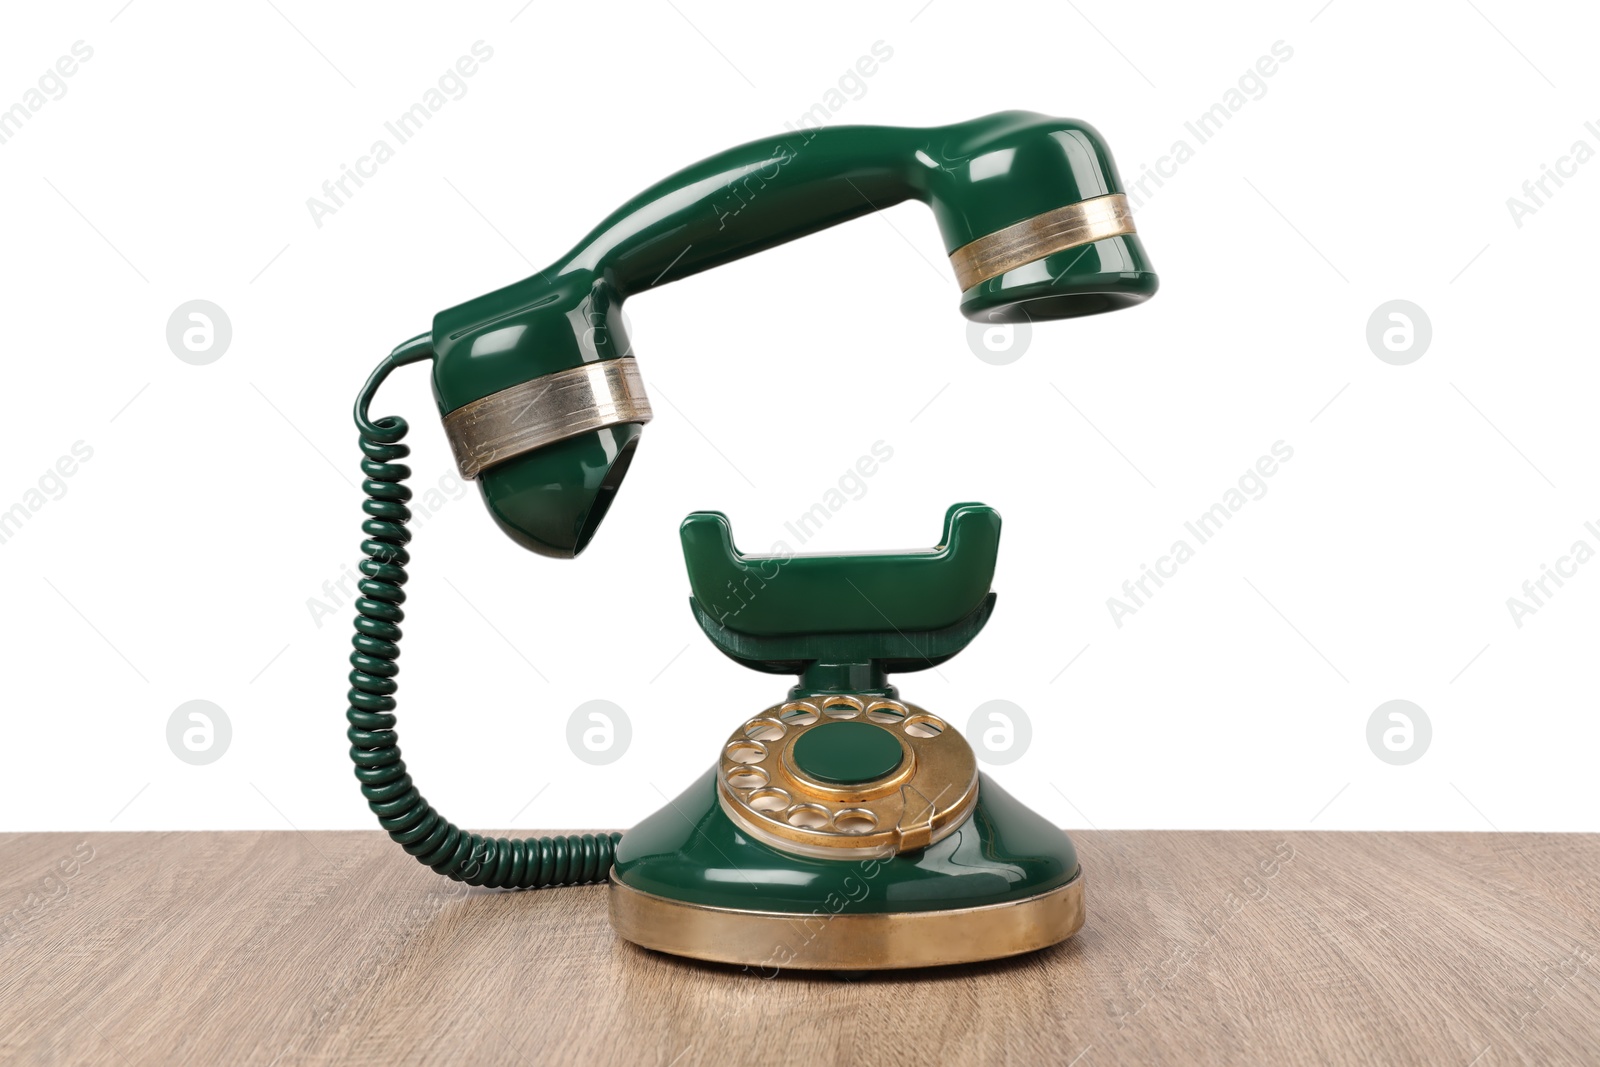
[
  {"xmin": 429, "ymin": 111, "xmax": 1149, "ymax": 411},
  {"xmin": 793, "ymin": 662, "xmax": 894, "ymax": 699},
  {"xmin": 424, "ymin": 111, "xmax": 1155, "ymax": 556},
  {"xmin": 961, "ymin": 234, "xmax": 1158, "ymax": 324},
  {"xmin": 682, "ymin": 503, "xmax": 1000, "ymax": 636},
  {"xmin": 477, "ymin": 424, "xmax": 639, "ymax": 558},
  {"xmin": 690, "ymin": 594, "xmax": 996, "ymax": 697},
  {"xmin": 792, "ymin": 721, "xmax": 904, "ymax": 784},
  {"xmin": 613, "ymin": 769, "xmax": 1079, "ymax": 914}
]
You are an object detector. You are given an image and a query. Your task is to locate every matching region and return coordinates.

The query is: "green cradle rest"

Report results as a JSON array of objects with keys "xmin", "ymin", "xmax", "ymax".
[{"xmin": 682, "ymin": 503, "xmax": 1001, "ymax": 698}]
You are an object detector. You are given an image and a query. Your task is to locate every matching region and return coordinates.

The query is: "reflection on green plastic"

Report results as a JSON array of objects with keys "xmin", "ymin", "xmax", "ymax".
[
  {"xmin": 427, "ymin": 111, "xmax": 1155, "ymax": 413},
  {"xmin": 792, "ymin": 721, "xmax": 905, "ymax": 784},
  {"xmin": 681, "ymin": 503, "xmax": 1000, "ymax": 637},
  {"xmin": 476, "ymin": 424, "xmax": 640, "ymax": 558},
  {"xmin": 612, "ymin": 769, "xmax": 1079, "ymax": 915},
  {"xmin": 423, "ymin": 111, "xmax": 1156, "ymax": 557}
]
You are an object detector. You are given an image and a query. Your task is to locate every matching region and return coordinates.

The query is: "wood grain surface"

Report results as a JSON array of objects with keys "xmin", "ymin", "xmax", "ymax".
[{"xmin": 1, "ymin": 830, "xmax": 1595, "ymax": 1065}]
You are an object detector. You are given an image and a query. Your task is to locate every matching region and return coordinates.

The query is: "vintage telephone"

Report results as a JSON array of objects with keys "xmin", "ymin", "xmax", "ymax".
[{"xmin": 346, "ymin": 111, "xmax": 1156, "ymax": 969}]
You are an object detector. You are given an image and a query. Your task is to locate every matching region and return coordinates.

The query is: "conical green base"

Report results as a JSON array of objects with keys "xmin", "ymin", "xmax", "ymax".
[{"xmin": 607, "ymin": 769, "xmax": 1083, "ymax": 969}]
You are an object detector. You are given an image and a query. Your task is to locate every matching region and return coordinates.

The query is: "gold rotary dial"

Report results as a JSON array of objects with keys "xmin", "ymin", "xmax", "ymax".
[{"xmin": 716, "ymin": 695, "xmax": 979, "ymax": 859}]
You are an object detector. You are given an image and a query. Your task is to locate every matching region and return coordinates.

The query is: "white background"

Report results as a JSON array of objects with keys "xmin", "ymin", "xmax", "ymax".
[{"xmin": 2, "ymin": 1, "xmax": 1595, "ymax": 836}]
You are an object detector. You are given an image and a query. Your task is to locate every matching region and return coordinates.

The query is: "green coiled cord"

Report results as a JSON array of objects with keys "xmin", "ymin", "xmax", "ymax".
[{"xmin": 345, "ymin": 335, "xmax": 620, "ymax": 888}]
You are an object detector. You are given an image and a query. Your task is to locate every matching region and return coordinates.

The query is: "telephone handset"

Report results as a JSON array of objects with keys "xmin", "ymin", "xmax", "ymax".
[{"xmin": 348, "ymin": 111, "xmax": 1156, "ymax": 969}]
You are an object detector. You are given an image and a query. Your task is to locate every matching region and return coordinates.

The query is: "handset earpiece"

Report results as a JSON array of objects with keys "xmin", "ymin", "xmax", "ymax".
[{"xmin": 430, "ymin": 110, "xmax": 1157, "ymax": 557}]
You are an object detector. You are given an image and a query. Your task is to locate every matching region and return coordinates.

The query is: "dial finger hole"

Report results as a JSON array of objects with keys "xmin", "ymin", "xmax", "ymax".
[
  {"xmin": 786, "ymin": 804, "xmax": 831, "ymax": 829},
  {"xmin": 866, "ymin": 700, "xmax": 907, "ymax": 724},
  {"xmin": 744, "ymin": 718, "xmax": 785, "ymax": 742},
  {"xmin": 779, "ymin": 702, "xmax": 820, "ymax": 726},
  {"xmin": 822, "ymin": 696, "xmax": 864, "ymax": 719},
  {"xmin": 748, "ymin": 789, "xmax": 790, "ymax": 813},
  {"xmin": 726, "ymin": 768, "xmax": 767, "ymax": 790},
  {"xmin": 726, "ymin": 741, "xmax": 766, "ymax": 764},
  {"xmin": 834, "ymin": 809, "xmax": 877, "ymax": 834},
  {"xmin": 904, "ymin": 715, "xmax": 945, "ymax": 738}
]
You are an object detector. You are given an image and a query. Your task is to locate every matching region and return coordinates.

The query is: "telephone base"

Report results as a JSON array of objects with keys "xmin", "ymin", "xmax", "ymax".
[
  {"xmin": 609, "ymin": 869, "xmax": 1083, "ymax": 972},
  {"xmin": 608, "ymin": 768, "xmax": 1084, "ymax": 970}
]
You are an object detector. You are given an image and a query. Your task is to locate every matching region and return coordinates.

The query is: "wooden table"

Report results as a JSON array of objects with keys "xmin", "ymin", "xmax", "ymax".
[{"xmin": 2, "ymin": 830, "xmax": 1595, "ymax": 1065}]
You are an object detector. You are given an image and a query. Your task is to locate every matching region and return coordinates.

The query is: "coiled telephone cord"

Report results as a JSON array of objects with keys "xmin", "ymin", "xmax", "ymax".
[{"xmin": 344, "ymin": 336, "xmax": 620, "ymax": 888}]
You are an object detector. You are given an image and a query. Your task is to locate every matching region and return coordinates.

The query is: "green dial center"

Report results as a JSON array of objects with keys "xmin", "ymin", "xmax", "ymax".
[{"xmin": 792, "ymin": 721, "xmax": 904, "ymax": 784}]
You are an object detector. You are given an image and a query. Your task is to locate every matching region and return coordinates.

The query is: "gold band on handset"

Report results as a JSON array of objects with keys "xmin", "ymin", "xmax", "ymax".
[
  {"xmin": 948, "ymin": 192, "xmax": 1137, "ymax": 292},
  {"xmin": 441, "ymin": 357, "xmax": 653, "ymax": 480}
]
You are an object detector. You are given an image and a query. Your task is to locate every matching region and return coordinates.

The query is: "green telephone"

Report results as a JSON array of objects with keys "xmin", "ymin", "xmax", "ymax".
[{"xmin": 347, "ymin": 111, "xmax": 1157, "ymax": 969}]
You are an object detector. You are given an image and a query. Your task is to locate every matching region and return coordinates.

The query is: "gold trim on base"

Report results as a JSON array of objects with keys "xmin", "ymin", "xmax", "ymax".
[
  {"xmin": 948, "ymin": 193, "xmax": 1136, "ymax": 292},
  {"xmin": 607, "ymin": 870, "xmax": 1084, "ymax": 971}
]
